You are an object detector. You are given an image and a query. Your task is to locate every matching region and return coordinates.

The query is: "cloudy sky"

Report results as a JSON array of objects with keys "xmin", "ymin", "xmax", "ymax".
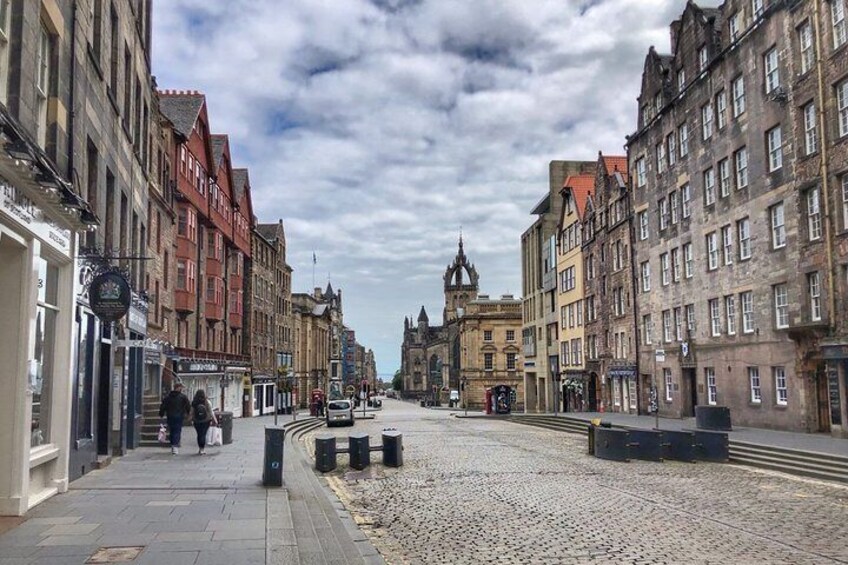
[{"xmin": 152, "ymin": 0, "xmax": 697, "ymax": 378}]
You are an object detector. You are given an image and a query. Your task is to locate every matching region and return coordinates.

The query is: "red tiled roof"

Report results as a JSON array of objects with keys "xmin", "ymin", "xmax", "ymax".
[
  {"xmin": 563, "ymin": 174, "xmax": 594, "ymax": 217},
  {"xmin": 603, "ymin": 155, "xmax": 628, "ymax": 179}
]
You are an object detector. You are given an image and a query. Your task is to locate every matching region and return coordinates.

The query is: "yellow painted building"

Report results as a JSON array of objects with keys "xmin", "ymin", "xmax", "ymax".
[{"xmin": 556, "ymin": 174, "xmax": 594, "ymax": 412}]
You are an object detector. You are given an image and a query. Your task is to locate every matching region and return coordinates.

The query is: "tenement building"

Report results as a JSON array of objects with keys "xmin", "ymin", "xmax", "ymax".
[
  {"xmin": 629, "ymin": 0, "xmax": 848, "ymax": 435},
  {"xmin": 556, "ymin": 173, "xmax": 594, "ymax": 412},
  {"xmin": 158, "ymin": 91, "xmax": 253, "ymax": 418},
  {"xmin": 521, "ymin": 161, "xmax": 594, "ymax": 413},
  {"xmin": 582, "ymin": 154, "xmax": 635, "ymax": 413},
  {"xmin": 292, "ymin": 286, "xmax": 336, "ymax": 406}
]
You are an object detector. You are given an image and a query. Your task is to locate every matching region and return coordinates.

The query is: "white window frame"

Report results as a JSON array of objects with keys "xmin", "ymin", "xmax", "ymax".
[
  {"xmin": 716, "ymin": 90, "xmax": 727, "ymax": 129},
  {"xmin": 738, "ymin": 217, "xmax": 751, "ymax": 260},
  {"xmin": 752, "ymin": 0, "xmax": 764, "ymax": 19},
  {"xmin": 804, "ymin": 102, "xmax": 818, "ymax": 155},
  {"xmin": 698, "ymin": 45, "xmax": 708, "ymax": 71},
  {"xmin": 833, "ymin": 0, "xmax": 847, "ymax": 50},
  {"xmin": 707, "ymin": 232, "xmax": 718, "ymax": 271},
  {"xmin": 643, "ymin": 314, "xmax": 653, "ymax": 345},
  {"xmin": 636, "ymin": 157, "xmax": 647, "ymax": 187},
  {"xmin": 660, "ymin": 253, "xmax": 670, "ymax": 286},
  {"xmin": 656, "ymin": 142, "xmax": 665, "ymax": 174},
  {"xmin": 641, "ymin": 261, "xmax": 651, "ymax": 292},
  {"xmin": 842, "ymin": 175, "xmax": 848, "ymax": 231},
  {"xmin": 681, "ymin": 183, "xmax": 691, "ymax": 219},
  {"xmin": 718, "ymin": 158, "xmax": 730, "ymax": 198},
  {"xmin": 670, "ymin": 190, "xmax": 679, "ymax": 225},
  {"xmin": 742, "ymin": 291, "xmax": 754, "ymax": 333},
  {"xmin": 767, "ymin": 126, "xmax": 783, "ymax": 172},
  {"xmin": 735, "ymin": 147, "xmax": 749, "ymax": 189},
  {"xmin": 764, "ymin": 47, "xmax": 780, "ymax": 94},
  {"xmin": 838, "ymin": 80, "xmax": 848, "ymax": 138},
  {"xmin": 799, "ymin": 22, "xmax": 814, "ymax": 75},
  {"xmin": 674, "ymin": 306, "xmax": 683, "ymax": 341},
  {"xmin": 662, "ymin": 310, "xmax": 672, "ymax": 343},
  {"xmin": 706, "ymin": 367, "xmax": 717, "ymax": 405},
  {"xmin": 702, "ymin": 103, "xmax": 713, "ymax": 140},
  {"xmin": 722, "ymin": 225, "xmax": 733, "ymax": 266},
  {"xmin": 774, "ymin": 366, "xmax": 788, "ymax": 405},
  {"xmin": 684, "ymin": 243, "xmax": 693, "ymax": 278},
  {"xmin": 664, "ymin": 368, "xmax": 673, "ymax": 402},
  {"xmin": 709, "ymin": 298, "xmax": 721, "ymax": 336},
  {"xmin": 809, "ymin": 271, "xmax": 822, "ymax": 322},
  {"xmin": 659, "ymin": 198, "xmax": 669, "ymax": 231},
  {"xmin": 732, "ymin": 76, "xmax": 746, "ymax": 117},
  {"xmin": 671, "ymin": 247, "xmax": 681, "ymax": 283},
  {"xmin": 704, "ymin": 167, "xmax": 716, "ymax": 206},
  {"xmin": 730, "ymin": 12, "xmax": 741, "ymax": 42},
  {"xmin": 685, "ymin": 303, "xmax": 696, "ymax": 332},
  {"xmin": 36, "ymin": 24, "xmax": 51, "ymax": 148},
  {"xmin": 667, "ymin": 133, "xmax": 677, "ymax": 167},
  {"xmin": 774, "ymin": 284, "xmax": 789, "ymax": 329},
  {"xmin": 725, "ymin": 295, "xmax": 737, "ymax": 336},
  {"xmin": 639, "ymin": 210, "xmax": 649, "ymax": 240},
  {"xmin": 771, "ymin": 202, "xmax": 786, "ymax": 248},
  {"xmin": 807, "ymin": 188, "xmax": 822, "ymax": 241},
  {"xmin": 749, "ymin": 367, "xmax": 761, "ymax": 403},
  {"xmin": 679, "ymin": 123, "xmax": 689, "ymax": 157}
]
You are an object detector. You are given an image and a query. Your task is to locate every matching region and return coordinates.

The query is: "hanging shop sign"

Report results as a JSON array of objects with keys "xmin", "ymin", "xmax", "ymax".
[{"xmin": 89, "ymin": 271, "xmax": 131, "ymax": 322}]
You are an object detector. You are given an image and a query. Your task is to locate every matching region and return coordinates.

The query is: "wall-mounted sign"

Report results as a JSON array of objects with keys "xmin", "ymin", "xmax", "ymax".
[
  {"xmin": 655, "ymin": 349, "xmax": 666, "ymax": 363},
  {"xmin": 0, "ymin": 179, "xmax": 71, "ymax": 256},
  {"xmin": 175, "ymin": 359, "xmax": 223, "ymax": 374},
  {"xmin": 89, "ymin": 271, "xmax": 131, "ymax": 322}
]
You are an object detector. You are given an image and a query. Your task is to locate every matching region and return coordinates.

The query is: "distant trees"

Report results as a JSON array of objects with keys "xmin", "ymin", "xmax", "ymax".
[{"xmin": 392, "ymin": 370, "xmax": 403, "ymax": 391}]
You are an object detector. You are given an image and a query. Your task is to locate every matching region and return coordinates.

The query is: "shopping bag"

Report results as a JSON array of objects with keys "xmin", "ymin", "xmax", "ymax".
[
  {"xmin": 206, "ymin": 426, "xmax": 223, "ymax": 446},
  {"xmin": 158, "ymin": 424, "xmax": 168, "ymax": 444}
]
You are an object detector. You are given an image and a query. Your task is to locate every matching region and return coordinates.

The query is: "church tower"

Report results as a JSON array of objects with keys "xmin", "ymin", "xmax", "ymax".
[{"xmin": 443, "ymin": 235, "xmax": 479, "ymax": 323}]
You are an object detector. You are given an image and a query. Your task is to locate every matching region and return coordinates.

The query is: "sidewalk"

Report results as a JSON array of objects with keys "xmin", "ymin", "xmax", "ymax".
[
  {"xmin": 0, "ymin": 416, "xmax": 384, "ymax": 565},
  {"xmin": 556, "ymin": 411, "xmax": 848, "ymax": 456}
]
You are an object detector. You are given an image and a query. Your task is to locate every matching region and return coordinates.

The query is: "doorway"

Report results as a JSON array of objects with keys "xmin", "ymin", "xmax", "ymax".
[
  {"xmin": 683, "ymin": 368, "xmax": 697, "ymax": 417},
  {"xmin": 588, "ymin": 373, "xmax": 598, "ymax": 411},
  {"xmin": 816, "ymin": 366, "xmax": 831, "ymax": 433}
]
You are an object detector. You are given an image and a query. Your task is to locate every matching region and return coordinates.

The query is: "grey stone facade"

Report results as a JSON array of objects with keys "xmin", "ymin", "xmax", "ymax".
[{"xmin": 628, "ymin": 0, "xmax": 848, "ymax": 434}]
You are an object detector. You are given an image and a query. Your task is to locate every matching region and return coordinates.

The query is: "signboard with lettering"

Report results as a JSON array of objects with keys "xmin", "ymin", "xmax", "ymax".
[
  {"xmin": 89, "ymin": 272, "xmax": 131, "ymax": 322},
  {"xmin": 655, "ymin": 349, "xmax": 666, "ymax": 363},
  {"xmin": 828, "ymin": 369, "xmax": 842, "ymax": 426},
  {"xmin": 175, "ymin": 359, "xmax": 223, "ymax": 374},
  {"xmin": 0, "ymin": 179, "xmax": 72, "ymax": 255}
]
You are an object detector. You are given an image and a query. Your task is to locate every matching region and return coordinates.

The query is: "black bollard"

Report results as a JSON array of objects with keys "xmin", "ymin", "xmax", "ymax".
[
  {"xmin": 382, "ymin": 431, "xmax": 403, "ymax": 467},
  {"xmin": 315, "ymin": 435, "xmax": 337, "ymax": 472},
  {"xmin": 262, "ymin": 426, "xmax": 285, "ymax": 487},
  {"xmin": 349, "ymin": 433, "xmax": 370, "ymax": 470}
]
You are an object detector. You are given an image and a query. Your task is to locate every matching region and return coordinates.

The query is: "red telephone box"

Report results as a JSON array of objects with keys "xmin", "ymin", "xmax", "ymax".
[
  {"xmin": 310, "ymin": 389, "xmax": 325, "ymax": 416},
  {"xmin": 485, "ymin": 388, "xmax": 493, "ymax": 414}
]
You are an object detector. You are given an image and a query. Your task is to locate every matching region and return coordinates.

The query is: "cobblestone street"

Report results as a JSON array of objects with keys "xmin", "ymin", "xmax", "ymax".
[{"xmin": 307, "ymin": 400, "xmax": 848, "ymax": 565}]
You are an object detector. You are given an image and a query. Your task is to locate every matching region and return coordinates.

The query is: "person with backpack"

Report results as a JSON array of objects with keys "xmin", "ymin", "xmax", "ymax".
[
  {"xmin": 190, "ymin": 389, "xmax": 218, "ymax": 455},
  {"xmin": 159, "ymin": 383, "xmax": 191, "ymax": 455}
]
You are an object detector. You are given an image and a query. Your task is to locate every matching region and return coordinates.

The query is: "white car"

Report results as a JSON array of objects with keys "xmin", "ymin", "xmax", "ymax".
[{"xmin": 326, "ymin": 399, "xmax": 354, "ymax": 427}]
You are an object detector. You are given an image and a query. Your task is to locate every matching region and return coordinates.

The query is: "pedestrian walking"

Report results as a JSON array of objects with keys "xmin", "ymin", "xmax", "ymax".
[
  {"xmin": 159, "ymin": 383, "xmax": 190, "ymax": 455},
  {"xmin": 190, "ymin": 389, "xmax": 218, "ymax": 455},
  {"xmin": 316, "ymin": 397, "xmax": 324, "ymax": 418}
]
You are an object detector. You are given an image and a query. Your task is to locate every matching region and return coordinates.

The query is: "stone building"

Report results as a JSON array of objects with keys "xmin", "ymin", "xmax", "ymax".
[
  {"xmin": 248, "ymin": 221, "xmax": 278, "ymax": 416},
  {"xmin": 521, "ymin": 161, "xmax": 595, "ymax": 413},
  {"xmin": 582, "ymin": 154, "xmax": 634, "ymax": 413},
  {"xmin": 68, "ymin": 0, "xmax": 156, "ymax": 476},
  {"xmin": 556, "ymin": 173, "xmax": 594, "ymax": 412},
  {"xmin": 292, "ymin": 285, "xmax": 340, "ymax": 408},
  {"xmin": 158, "ymin": 91, "xmax": 252, "ymax": 418},
  {"xmin": 244, "ymin": 219, "xmax": 293, "ymax": 416},
  {"xmin": 458, "ymin": 295, "xmax": 524, "ymax": 411},
  {"xmin": 0, "ymin": 0, "xmax": 101, "ymax": 514},
  {"xmin": 400, "ymin": 238, "xmax": 478, "ymax": 400},
  {"xmin": 628, "ymin": 0, "xmax": 848, "ymax": 434}
]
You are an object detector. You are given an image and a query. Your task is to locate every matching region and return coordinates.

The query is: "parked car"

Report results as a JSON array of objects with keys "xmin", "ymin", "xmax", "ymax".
[{"xmin": 326, "ymin": 400, "xmax": 354, "ymax": 427}]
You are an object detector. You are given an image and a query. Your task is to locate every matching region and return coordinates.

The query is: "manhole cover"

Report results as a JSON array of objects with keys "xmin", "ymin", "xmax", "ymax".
[{"xmin": 86, "ymin": 546, "xmax": 144, "ymax": 563}]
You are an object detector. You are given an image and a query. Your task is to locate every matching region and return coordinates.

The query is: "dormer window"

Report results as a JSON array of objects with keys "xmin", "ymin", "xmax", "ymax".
[{"xmin": 698, "ymin": 45, "xmax": 708, "ymax": 72}]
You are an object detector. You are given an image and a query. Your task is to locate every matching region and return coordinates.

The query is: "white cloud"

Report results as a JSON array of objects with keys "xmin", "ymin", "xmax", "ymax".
[{"xmin": 153, "ymin": 0, "xmax": 687, "ymax": 377}]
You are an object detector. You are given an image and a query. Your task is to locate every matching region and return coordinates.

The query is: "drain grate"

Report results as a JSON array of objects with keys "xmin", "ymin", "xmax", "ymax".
[{"xmin": 86, "ymin": 546, "xmax": 145, "ymax": 563}]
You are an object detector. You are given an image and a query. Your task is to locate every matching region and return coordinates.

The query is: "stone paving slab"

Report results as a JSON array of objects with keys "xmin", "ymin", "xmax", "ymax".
[{"xmin": 0, "ymin": 416, "xmax": 386, "ymax": 565}]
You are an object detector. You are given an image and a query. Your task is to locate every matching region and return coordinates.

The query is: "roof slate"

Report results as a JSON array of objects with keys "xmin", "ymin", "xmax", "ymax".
[
  {"xmin": 232, "ymin": 168, "xmax": 249, "ymax": 201},
  {"xmin": 210, "ymin": 135, "xmax": 227, "ymax": 170},
  {"xmin": 158, "ymin": 93, "xmax": 204, "ymax": 138},
  {"xmin": 256, "ymin": 224, "xmax": 278, "ymax": 241}
]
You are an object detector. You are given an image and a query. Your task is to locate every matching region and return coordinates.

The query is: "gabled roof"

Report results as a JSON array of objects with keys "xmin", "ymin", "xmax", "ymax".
[
  {"xmin": 158, "ymin": 90, "xmax": 205, "ymax": 138},
  {"xmin": 256, "ymin": 224, "xmax": 278, "ymax": 242},
  {"xmin": 232, "ymin": 168, "xmax": 249, "ymax": 201},
  {"xmin": 562, "ymin": 174, "xmax": 594, "ymax": 218},
  {"xmin": 210, "ymin": 134, "xmax": 228, "ymax": 170},
  {"xmin": 602, "ymin": 156, "xmax": 628, "ymax": 179}
]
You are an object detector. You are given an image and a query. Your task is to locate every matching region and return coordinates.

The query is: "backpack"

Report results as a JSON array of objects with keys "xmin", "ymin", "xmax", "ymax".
[{"xmin": 194, "ymin": 401, "xmax": 208, "ymax": 422}]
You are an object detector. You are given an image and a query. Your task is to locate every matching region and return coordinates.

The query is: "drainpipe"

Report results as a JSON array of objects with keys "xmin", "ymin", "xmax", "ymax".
[
  {"xmin": 812, "ymin": 0, "xmax": 837, "ymax": 333},
  {"xmin": 68, "ymin": 1, "xmax": 77, "ymax": 184}
]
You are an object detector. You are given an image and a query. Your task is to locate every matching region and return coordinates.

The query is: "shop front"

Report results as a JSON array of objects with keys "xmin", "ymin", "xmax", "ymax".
[
  {"xmin": 170, "ymin": 359, "xmax": 226, "ymax": 413},
  {"xmin": 609, "ymin": 365, "xmax": 638, "ymax": 414},
  {"xmin": 251, "ymin": 375, "xmax": 276, "ymax": 417},
  {"xmin": 821, "ymin": 341, "xmax": 848, "ymax": 439},
  {"xmin": 0, "ymin": 127, "xmax": 97, "ymax": 514}
]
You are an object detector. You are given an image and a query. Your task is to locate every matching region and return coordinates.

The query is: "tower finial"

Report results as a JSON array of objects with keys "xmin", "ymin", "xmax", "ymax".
[{"xmin": 458, "ymin": 226, "xmax": 464, "ymax": 253}]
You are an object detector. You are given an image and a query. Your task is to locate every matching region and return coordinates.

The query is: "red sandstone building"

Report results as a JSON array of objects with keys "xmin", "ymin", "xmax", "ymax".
[{"xmin": 159, "ymin": 90, "xmax": 253, "ymax": 417}]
